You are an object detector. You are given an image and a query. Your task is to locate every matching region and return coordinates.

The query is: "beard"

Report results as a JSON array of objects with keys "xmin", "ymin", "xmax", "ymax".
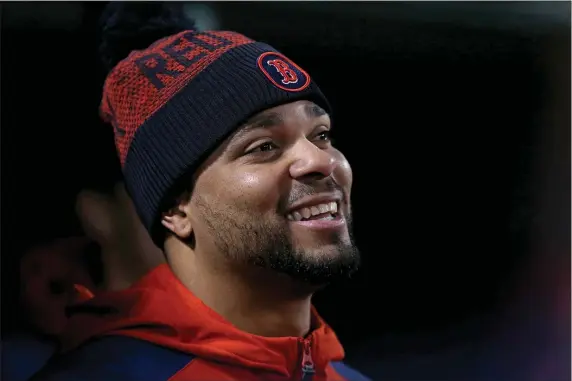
[{"xmin": 197, "ymin": 198, "xmax": 361, "ymax": 286}]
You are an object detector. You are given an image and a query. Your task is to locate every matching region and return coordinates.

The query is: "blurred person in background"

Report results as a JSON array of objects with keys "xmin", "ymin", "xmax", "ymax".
[
  {"xmin": 31, "ymin": 3, "xmax": 368, "ymax": 381},
  {"xmin": 1, "ymin": 237, "xmax": 96, "ymax": 381},
  {"xmin": 1, "ymin": 182, "xmax": 164, "ymax": 381},
  {"xmin": 74, "ymin": 182, "xmax": 165, "ymax": 292},
  {"xmin": 19, "ymin": 238, "xmax": 96, "ymax": 337}
]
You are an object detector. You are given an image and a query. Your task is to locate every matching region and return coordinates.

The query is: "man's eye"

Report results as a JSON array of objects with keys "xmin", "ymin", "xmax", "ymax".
[
  {"xmin": 247, "ymin": 142, "xmax": 277, "ymax": 154},
  {"xmin": 316, "ymin": 131, "xmax": 331, "ymax": 141}
]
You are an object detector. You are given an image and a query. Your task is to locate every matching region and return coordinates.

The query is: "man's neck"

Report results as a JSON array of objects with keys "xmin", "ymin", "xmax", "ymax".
[{"xmin": 165, "ymin": 239, "xmax": 314, "ymax": 337}]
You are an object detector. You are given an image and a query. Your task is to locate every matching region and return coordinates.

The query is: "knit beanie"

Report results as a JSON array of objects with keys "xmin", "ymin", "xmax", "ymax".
[{"xmin": 99, "ymin": 4, "xmax": 331, "ymax": 245}]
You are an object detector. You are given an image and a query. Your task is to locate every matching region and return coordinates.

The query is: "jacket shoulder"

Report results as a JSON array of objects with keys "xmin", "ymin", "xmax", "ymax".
[
  {"xmin": 331, "ymin": 361, "xmax": 371, "ymax": 381},
  {"xmin": 30, "ymin": 336, "xmax": 194, "ymax": 381}
]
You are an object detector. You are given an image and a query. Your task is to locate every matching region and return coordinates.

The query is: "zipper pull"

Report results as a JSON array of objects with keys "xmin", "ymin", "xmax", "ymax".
[{"xmin": 300, "ymin": 339, "xmax": 315, "ymax": 381}]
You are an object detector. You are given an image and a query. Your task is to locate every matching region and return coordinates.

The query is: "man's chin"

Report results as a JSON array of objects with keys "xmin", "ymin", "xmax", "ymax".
[
  {"xmin": 244, "ymin": 236, "xmax": 360, "ymax": 291},
  {"xmin": 292, "ymin": 240, "xmax": 353, "ymax": 257},
  {"xmin": 290, "ymin": 231, "xmax": 352, "ymax": 249},
  {"xmin": 283, "ymin": 253, "xmax": 360, "ymax": 286}
]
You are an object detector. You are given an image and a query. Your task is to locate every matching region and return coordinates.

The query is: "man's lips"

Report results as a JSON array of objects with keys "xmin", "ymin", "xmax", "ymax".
[
  {"xmin": 285, "ymin": 192, "xmax": 342, "ymax": 220},
  {"xmin": 284, "ymin": 192, "xmax": 346, "ymax": 231},
  {"xmin": 288, "ymin": 212, "xmax": 346, "ymax": 231}
]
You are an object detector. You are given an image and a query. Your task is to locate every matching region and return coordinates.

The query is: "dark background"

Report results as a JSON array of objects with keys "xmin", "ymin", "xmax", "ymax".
[{"xmin": 2, "ymin": 2, "xmax": 570, "ymax": 380}]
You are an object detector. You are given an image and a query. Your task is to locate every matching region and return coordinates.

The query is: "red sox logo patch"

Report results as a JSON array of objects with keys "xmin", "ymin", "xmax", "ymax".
[{"xmin": 257, "ymin": 52, "xmax": 311, "ymax": 92}]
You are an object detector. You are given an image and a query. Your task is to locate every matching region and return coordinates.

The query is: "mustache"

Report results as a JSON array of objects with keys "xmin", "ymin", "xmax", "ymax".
[{"xmin": 281, "ymin": 178, "xmax": 345, "ymax": 212}]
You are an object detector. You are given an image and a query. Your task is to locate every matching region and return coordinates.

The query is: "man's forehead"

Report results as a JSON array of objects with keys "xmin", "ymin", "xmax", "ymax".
[{"xmin": 244, "ymin": 101, "xmax": 328, "ymax": 129}]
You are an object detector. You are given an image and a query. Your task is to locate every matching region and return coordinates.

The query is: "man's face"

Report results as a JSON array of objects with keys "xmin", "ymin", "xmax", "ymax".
[
  {"xmin": 20, "ymin": 237, "xmax": 95, "ymax": 336},
  {"xmin": 175, "ymin": 100, "xmax": 359, "ymax": 285}
]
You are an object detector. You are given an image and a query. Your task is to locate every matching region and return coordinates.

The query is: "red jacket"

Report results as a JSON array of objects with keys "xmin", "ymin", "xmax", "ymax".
[{"xmin": 32, "ymin": 264, "xmax": 369, "ymax": 381}]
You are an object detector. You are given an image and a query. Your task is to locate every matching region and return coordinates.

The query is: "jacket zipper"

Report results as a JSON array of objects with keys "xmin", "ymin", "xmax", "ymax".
[{"xmin": 300, "ymin": 338, "xmax": 315, "ymax": 381}]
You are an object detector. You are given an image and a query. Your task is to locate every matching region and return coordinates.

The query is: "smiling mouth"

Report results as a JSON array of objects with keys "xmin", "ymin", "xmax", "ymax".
[{"xmin": 286, "ymin": 201, "xmax": 339, "ymax": 222}]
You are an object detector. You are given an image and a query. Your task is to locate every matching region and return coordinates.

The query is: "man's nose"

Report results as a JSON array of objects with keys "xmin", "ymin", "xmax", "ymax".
[{"xmin": 288, "ymin": 141, "xmax": 338, "ymax": 180}]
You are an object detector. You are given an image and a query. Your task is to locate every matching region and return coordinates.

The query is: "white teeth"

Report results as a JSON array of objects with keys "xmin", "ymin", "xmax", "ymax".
[
  {"xmin": 286, "ymin": 202, "xmax": 339, "ymax": 221},
  {"xmin": 329, "ymin": 202, "xmax": 337, "ymax": 214},
  {"xmin": 293, "ymin": 211, "xmax": 303, "ymax": 221}
]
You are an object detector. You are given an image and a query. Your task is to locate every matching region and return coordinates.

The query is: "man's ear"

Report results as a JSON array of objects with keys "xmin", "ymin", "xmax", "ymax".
[{"xmin": 161, "ymin": 203, "xmax": 193, "ymax": 239}]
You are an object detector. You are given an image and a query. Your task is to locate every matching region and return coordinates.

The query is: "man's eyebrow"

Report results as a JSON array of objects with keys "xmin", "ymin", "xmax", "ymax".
[
  {"xmin": 232, "ymin": 112, "xmax": 284, "ymax": 140},
  {"xmin": 231, "ymin": 104, "xmax": 329, "ymax": 142}
]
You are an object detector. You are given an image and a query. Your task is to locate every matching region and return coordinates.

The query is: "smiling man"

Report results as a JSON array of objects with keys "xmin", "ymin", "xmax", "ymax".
[{"xmin": 32, "ymin": 3, "xmax": 367, "ymax": 381}]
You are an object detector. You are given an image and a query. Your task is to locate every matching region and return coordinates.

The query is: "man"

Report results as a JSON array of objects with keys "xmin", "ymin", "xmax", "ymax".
[{"xmin": 33, "ymin": 3, "xmax": 368, "ymax": 381}]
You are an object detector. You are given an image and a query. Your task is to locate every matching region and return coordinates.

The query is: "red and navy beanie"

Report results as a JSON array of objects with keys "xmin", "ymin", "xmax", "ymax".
[{"xmin": 99, "ymin": 4, "xmax": 331, "ymax": 245}]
